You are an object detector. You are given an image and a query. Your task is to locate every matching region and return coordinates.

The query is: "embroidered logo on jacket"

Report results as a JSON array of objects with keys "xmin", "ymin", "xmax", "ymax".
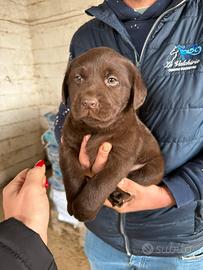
[{"xmin": 164, "ymin": 44, "xmax": 202, "ymax": 72}]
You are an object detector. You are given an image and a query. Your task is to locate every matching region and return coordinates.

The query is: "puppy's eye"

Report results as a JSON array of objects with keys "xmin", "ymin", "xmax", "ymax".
[
  {"xmin": 74, "ymin": 74, "xmax": 83, "ymax": 83},
  {"xmin": 105, "ymin": 76, "xmax": 119, "ymax": 86}
]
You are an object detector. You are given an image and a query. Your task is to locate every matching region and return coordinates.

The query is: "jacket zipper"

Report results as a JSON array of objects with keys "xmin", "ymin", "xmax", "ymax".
[
  {"xmin": 120, "ymin": 214, "xmax": 131, "ymax": 256},
  {"xmin": 119, "ymin": 0, "xmax": 187, "ymax": 257},
  {"xmin": 138, "ymin": 0, "xmax": 187, "ymax": 67}
]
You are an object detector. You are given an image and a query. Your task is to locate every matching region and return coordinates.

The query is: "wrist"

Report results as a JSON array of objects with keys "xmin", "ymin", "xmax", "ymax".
[
  {"xmin": 17, "ymin": 216, "xmax": 48, "ymax": 245},
  {"xmin": 145, "ymin": 185, "xmax": 176, "ymax": 210},
  {"xmin": 159, "ymin": 185, "xmax": 176, "ymax": 207},
  {"xmin": 8, "ymin": 216, "xmax": 48, "ymax": 245},
  {"xmin": 25, "ymin": 222, "xmax": 48, "ymax": 245},
  {"xmin": 38, "ymin": 233, "xmax": 48, "ymax": 245}
]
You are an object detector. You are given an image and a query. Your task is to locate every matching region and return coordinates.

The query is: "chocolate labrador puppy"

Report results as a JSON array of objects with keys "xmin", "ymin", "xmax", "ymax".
[{"xmin": 59, "ymin": 47, "xmax": 164, "ymax": 222}]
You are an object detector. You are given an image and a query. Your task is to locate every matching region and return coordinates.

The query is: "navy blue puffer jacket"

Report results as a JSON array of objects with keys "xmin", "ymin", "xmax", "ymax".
[{"xmin": 55, "ymin": 0, "xmax": 203, "ymax": 256}]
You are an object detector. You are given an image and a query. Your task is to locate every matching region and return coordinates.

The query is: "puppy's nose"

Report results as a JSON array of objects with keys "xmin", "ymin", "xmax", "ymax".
[{"xmin": 81, "ymin": 98, "xmax": 98, "ymax": 109}]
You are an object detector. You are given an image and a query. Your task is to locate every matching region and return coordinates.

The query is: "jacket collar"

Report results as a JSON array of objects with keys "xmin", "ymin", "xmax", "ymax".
[
  {"xmin": 86, "ymin": 1, "xmax": 135, "ymax": 49},
  {"xmin": 86, "ymin": 0, "xmax": 189, "ymax": 20},
  {"xmin": 85, "ymin": 0, "xmax": 188, "ymax": 56},
  {"xmin": 105, "ymin": 0, "xmax": 174, "ymax": 21},
  {"xmin": 168, "ymin": 0, "xmax": 189, "ymax": 8}
]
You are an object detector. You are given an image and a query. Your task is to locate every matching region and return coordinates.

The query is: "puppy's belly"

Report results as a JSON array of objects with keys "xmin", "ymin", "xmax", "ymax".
[{"xmin": 130, "ymin": 163, "xmax": 145, "ymax": 171}]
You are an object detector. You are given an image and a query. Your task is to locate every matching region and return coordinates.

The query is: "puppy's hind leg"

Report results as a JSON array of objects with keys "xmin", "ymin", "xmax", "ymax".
[{"xmin": 128, "ymin": 155, "xmax": 164, "ymax": 186}]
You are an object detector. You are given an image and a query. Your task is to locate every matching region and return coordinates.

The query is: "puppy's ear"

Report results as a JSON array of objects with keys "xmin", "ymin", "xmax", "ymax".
[
  {"xmin": 62, "ymin": 72, "xmax": 69, "ymax": 106},
  {"xmin": 132, "ymin": 67, "xmax": 147, "ymax": 111},
  {"xmin": 62, "ymin": 62, "xmax": 72, "ymax": 106}
]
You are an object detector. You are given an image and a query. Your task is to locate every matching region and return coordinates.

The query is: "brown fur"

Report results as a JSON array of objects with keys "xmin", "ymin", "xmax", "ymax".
[{"xmin": 59, "ymin": 47, "xmax": 164, "ymax": 222}]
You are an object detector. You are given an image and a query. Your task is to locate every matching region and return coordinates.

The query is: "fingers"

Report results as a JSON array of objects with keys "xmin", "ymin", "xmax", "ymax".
[
  {"xmin": 12, "ymin": 169, "xmax": 29, "ymax": 186},
  {"xmin": 3, "ymin": 169, "xmax": 29, "ymax": 196},
  {"xmin": 104, "ymin": 199, "xmax": 113, "ymax": 208},
  {"xmin": 91, "ymin": 142, "xmax": 112, "ymax": 175},
  {"xmin": 23, "ymin": 164, "xmax": 46, "ymax": 189},
  {"xmin": 117, "ymin": 178, "xmax": 140, "ymax": 194},
  {"xmin": 79, "ymin": 135, "xmax": 91, "ymax": 170}
]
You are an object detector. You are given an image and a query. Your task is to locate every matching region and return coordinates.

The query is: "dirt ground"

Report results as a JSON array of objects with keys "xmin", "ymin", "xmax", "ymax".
[
  {"xmin": 48, "ymin": 209, "xmax": 90, "ymax": 270},
  {"xmin": 0, "ymin": 187, "xmax": 90, "ymax": 270}
]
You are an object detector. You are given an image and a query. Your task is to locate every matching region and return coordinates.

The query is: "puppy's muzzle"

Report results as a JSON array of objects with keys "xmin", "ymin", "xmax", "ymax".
[{"xmin": 81, "ymin": 98, "xmax": 99, "ymax": 110}]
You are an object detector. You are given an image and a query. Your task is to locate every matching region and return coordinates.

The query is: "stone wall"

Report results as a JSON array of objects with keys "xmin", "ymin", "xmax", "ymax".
[
  {"xmin": 28, "ymin": 0, "xmax": 101, "ymax": 128},
  {"xmin": 0, "ymin": 0, "xmax": 101, "ymax": 184},
  {"xmin": 0, "ymin": 0, "xmax": 42, "ymax": 183}
]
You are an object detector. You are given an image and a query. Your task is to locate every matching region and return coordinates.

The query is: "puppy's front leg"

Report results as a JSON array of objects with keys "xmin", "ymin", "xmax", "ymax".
[
  {"xmin": 71, "ymin": 154, "xmax": 133, "ymax": 221},
  {"xmin": 59, "ymin": 146, "xmax": 86, "ymax": 215}
]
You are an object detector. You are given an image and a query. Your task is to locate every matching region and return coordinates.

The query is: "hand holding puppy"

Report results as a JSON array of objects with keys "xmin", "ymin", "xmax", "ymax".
[
  {"xmin": 79, "ymin": 137, "xmax": 175, "ymax": 212},
  {"xmin": 79, "ymin": 135, "xmax": 112, "ymax": 177}
]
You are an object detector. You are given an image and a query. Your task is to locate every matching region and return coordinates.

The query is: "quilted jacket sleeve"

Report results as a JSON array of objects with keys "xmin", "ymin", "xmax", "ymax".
[{"xmin": 163, "ymin": 150, "xmax": 203, "ymax": 208}]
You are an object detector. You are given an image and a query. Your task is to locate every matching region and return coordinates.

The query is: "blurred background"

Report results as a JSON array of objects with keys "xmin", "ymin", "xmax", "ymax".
[{"xmin": 0, "ymin": 0, "xmax": 102, "ymax": 269}]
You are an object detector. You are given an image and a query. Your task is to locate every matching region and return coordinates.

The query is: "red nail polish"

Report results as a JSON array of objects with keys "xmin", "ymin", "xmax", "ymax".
[
  {"xmin": 35, "ymin": 160, "xmax": 45, "ymax": 167},
  {"xmin": 45, "ymin": 179, "xmax": 49, "ymax": 189}
]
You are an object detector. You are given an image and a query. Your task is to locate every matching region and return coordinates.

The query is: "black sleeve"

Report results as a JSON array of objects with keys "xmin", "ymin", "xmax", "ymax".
[{"xmin": 0, "ymin": 218, "xmax": 57, "ymax": 270}]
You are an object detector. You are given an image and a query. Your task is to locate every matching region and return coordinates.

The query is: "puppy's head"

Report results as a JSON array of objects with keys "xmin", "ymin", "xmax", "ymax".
[{"xmin": 62, "ymin": 47, "xmax": 147, "ymax": 128}]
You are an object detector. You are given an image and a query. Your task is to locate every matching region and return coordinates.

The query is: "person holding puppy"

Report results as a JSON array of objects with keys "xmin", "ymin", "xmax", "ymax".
[{"xmin": 55, "ymin": 0, "xmax": 203, "ymax": 269}]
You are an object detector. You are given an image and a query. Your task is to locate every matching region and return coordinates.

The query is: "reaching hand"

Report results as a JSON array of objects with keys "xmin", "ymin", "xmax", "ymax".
[{"xmin": 3, "ymin": 160, "xmax": 49, "ymax": 244}]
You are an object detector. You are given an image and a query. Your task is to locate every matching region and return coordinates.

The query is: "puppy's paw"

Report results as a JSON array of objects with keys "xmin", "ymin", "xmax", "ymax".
[{"xmin": 108, "ymin": 190, "xmax": 131, "ymax": 207}]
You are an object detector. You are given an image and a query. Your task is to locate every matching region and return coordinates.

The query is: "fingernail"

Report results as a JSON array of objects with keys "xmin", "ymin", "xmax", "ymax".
[
  {"xmin": 45, "ymin": 179, "xmax": 49, "ymax": 189},
  {"xmin": 35, "ymin": 160, "xmax": 45, "ymax": 167},
  {"xmin": 102, "ymin": 143, "xmax": 112, "ymax": 153}
]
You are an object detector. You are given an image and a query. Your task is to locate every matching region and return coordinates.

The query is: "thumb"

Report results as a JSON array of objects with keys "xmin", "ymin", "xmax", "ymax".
[
  {"xmin": 79, "ymin": 135, "xmax": 91, "ymax": 170},
  {"xmin": 91, "ymin": 142, "xmax": 112, "ymax": 174}
]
